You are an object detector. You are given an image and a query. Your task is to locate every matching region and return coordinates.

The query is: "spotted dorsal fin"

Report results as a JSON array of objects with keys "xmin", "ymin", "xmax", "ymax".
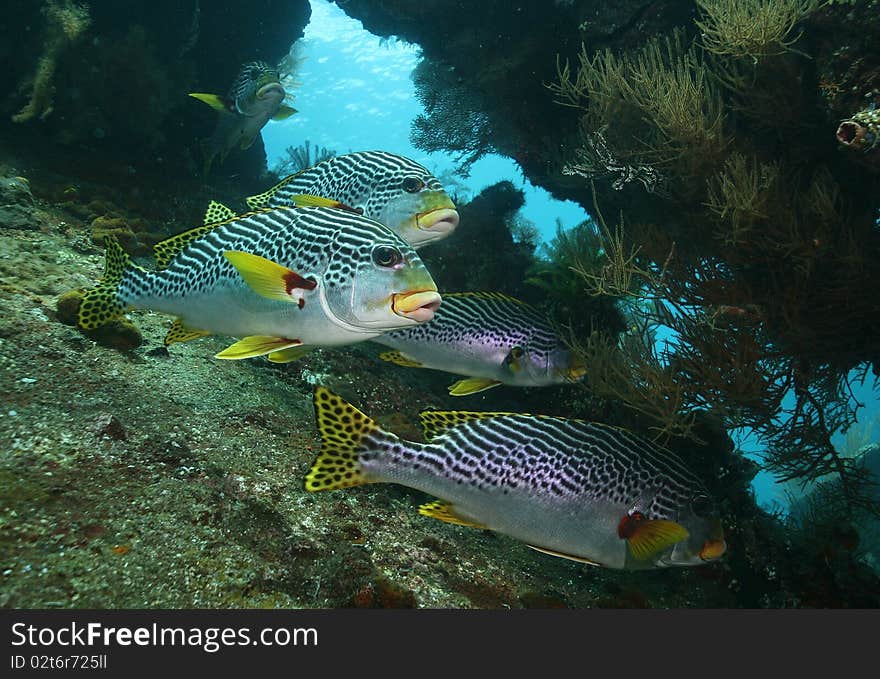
[
  {"xmin": 154, "ymin": 224, "xmax": 217, "ymax": 270},
  {"xmin": 418, "ymin": 500, "xmax": 486, "ymax": 529},
  {"xmin": 245, "ymin": 171, "xmax": 306, "ymax": 210},
  {"xmin": 417, "ymin": 409, "xmax": 517, "ymax": 442},
  {"xmin": 156, "ymin": 207, "xmax": 303, "ymax": 269},
  {"xmin": 203, "ymin": 200, "xmax": 237, "ymax": 226}
]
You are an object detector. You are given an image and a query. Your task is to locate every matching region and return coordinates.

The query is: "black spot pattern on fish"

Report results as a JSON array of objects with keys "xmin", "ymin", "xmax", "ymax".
[
  {"xmin": 381, "ymin": 414, "xmax": 707, "ymax": 522},
  {"xmin": 374, "ymin": 292, "xmax": 564, "ymax": 369},
  {"xmin": 250, "ymin": 151, "xmax": 444, "ymax": 220},
  {"xmin": 115, "ymin": 207, "xmax": 424, "ymax": 304}
]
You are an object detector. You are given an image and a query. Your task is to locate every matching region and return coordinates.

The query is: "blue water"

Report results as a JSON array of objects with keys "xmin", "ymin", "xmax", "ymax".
[
  {"xmin": 261, "ymin": 0, "xmax": 587, "ymax": 245},
  {"xmin": 261, "ymin": 0, "xmax": 880, "ymax": 511}
]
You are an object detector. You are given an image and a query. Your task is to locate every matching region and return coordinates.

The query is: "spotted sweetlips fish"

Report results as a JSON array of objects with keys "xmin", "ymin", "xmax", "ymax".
[
  {"xmin": 77, "ymin": 207, "xmax": 441, "ymax": 359},
  {"xmin": 306, "ymin": 387, "xmax": 727, "ymax": 570},
  {"xmin": 229, "ymin": 151, "xmax": 459, "ymax": 248},
  {"xmin": 372, "ymin": 291, "xmax": 586, "ymax": 395},
  {"xmin": 189, "ymin": 60, "xmax": 297, "ymax": 175}
]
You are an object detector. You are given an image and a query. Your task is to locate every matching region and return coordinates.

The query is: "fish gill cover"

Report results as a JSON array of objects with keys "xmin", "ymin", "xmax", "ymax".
[{"xmin": 0, "ymin": 0, "xmax": 878, "ymax": 608}]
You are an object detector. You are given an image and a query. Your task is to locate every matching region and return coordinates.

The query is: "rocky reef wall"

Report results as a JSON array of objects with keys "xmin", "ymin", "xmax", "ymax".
[{"xmin": 2, "ymin": 0, "xmax": 310, "ymax": 188}]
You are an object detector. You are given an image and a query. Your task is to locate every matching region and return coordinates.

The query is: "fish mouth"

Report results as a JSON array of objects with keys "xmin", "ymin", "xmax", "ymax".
[
  {"xmin": 392, "ymin": 290, "xmax": 442, "ymax": 323},
  {"xmin": 699, "ymin": 538, "xmax": 727, "ymax": 562},
  {"xmin": 256, "ymin": 82, "xmax": 285, "ymax": 100},
  {"xmin": 416, "ymin": 208, "xmax": 459, "ymax": 237}
]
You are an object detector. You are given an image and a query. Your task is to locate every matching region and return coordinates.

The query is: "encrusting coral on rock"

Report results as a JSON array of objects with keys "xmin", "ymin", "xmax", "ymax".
[{"xmin": 12, "ymin": 1, "xmax": 92, "ymax": 124}]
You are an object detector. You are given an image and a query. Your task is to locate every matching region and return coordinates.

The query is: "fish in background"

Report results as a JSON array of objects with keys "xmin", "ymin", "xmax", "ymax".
[
  {"xmin": 189, "ymin": 60, "xmax": 298, "ymax": 175},
  {"xmin": 373, "ymin": 291, "xmax": 586, "ymax": 395},
  {"xmin": 205, "ymin": 151, "xmax": 459, "ymax": 248},
  {"xmin": 76, "ymin": 207, "xmax": 441, "ymax": 359},
  {"xmin": 305, "ymin": 387, "xmax": 727, "ymax": 570}
]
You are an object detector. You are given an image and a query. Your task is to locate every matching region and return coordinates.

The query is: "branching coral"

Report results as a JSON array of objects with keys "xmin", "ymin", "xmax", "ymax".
[
  {"xmin": 273, "ymin": 140, "xmax": 337, "ymax": 177},
  {"xmin": 410, "ymin": 58, "xmax": 500, "ymax": 175},
  {"xmin": 547, "ymin": 174, "xmax": 880, "ymax": 512},
  {"xmin": 704, "ymin": 153, "xmax": 783, "ymax": 246},
  {"xmin": 694, "ymin": 0, "xmax": 820, "ymax": 61},
  {"xmin": 550, "ymin": 30, "xmax": 727, "ymax": 195},
  {"xmin": 12, "ymin": 0, "xmax": 91, "ymax": 123}
]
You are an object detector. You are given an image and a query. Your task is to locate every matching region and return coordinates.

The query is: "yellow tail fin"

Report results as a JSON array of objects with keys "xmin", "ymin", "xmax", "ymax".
[
  {"xmin": 77, "ymin": 236, "xmax": 131, "ymax": 330},
  {"xmin": 306, "ymin": 387, "xmax": 390, "ymax": 491}
]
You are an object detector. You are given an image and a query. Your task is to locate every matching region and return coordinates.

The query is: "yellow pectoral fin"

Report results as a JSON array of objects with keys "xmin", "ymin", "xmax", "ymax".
[
  {"xmin": 189, "ymin": 93, "xmax": 228, "ymax": 112},
  {"xmin": 272, "ymin": 105, "xmax": 298, "ymax": 121},
  {"xmin": 164, "ymin": 319, "xmax": 211, "ymax": 345},
  {"xmin": 267, "ymin": 345, "xmax": 313, "ymax": 363},
  {"xmin": 378, "ymin": 351, "xmax": 424, "ymax": 368},
  {"xmin": 448, "ymin": 377, "xmax": 501, "ymax": 396},
  {"xmin": 215, "ymin": 336, "xmax": 302, "ymax": 360},
  {"xmin": 526, "ymin": 545, "xmax": 605, "ymax": 567},
  {"xmin": 418, "ymin": 501, "xmax": 486, "ymax": 529},
  {"xmin": 203, "ymin": 200, "xmax": 237, "ymax": 225},
  {"xmin": 288, "ymin": 194, "xmax": 357, "ymax": 211},
  {"xmin": 223, "ymin": 251, "xmax": 316, "ymax": 304},
  {"xmin": 626, "ymin": 520, "xmax": 690, "ymax": 561}
]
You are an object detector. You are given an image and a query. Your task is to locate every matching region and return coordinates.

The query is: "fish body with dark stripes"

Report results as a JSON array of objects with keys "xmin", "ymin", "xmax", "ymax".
[
  {"xmin": 372, "ymin": 291, "xmax": 586, "ymax": 396},
  {"xmin": 244, "ymin": 150, "xmax": 460, "ymax": 248},
  {"xmin": 307, "ymin": 387, "xmax": 727, "ymax": 570},
  {"xmin": 75, "ymin": 206, "xmax": 441, "ymax": 361}
]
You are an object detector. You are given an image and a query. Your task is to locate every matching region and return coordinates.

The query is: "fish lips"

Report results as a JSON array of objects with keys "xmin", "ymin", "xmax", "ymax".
[
  {"xmin": 416, "ymin": 208, "xmax": 459, "ymax": 239},
  {"xmin": 699, "ymin": 538, "xmax": 727, "ymax": 562},
  {"xmin": 256, "ymin": 82, "xmax": 285, "ymax": 100},
  {"xmin": 699, "ymin": 520, "xmax": 727, "ymax": 561},
  {"xmin": 392, "ymin": 290, "xmax": 442, "ymax": 323}
]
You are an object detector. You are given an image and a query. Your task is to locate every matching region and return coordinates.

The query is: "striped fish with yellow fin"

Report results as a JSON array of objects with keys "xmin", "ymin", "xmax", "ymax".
[
  {"xmin": 206, "ymin": 151, "xmax": 459, "ymax": 248},
  {"xmin": 373, "ymin": 291, "xmax": 586, "ymax": 395},
  {"xmin": 76, "ymin": 207, "xmax": 441, "ymax": 359},
  {"xmin": 306, "ymin": 388, "xmax": 727, "ymax": 570},
  {"xmin": 189, "ymin": 61, "xmax": 297, "ymax": 176}
]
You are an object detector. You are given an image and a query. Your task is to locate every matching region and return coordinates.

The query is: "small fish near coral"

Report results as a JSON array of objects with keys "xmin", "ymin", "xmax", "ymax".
[
  {"xmin": 190, "ymin": 60, "xmax": 298, "ymax": 176},
  {"xmin": 206, "ymin": 151, "xmax": 460, "ymax": 249},
  {"xmin": 306, "ymin": 387, "xmax": 727, "ymax": 570},
  {"xmin": 372, "ymin": 291, "xmax": 586, "ymax": 396},
  {"xmin": 74, "ymin": 206, "xmax": 441, "ymax": 360}
]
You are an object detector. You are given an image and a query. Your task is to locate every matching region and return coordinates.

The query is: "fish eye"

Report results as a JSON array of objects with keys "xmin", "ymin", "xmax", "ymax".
[
  {"xmin": 401, "ymin": 177, "xmax": 425, "ymax": 193},
  {"xmin": 372, "ymin": 245, "xmax": 403, "ymax": 268},
  {"xmin": 691, "ymin": 493, "xmax": 713, "ymax": 518}
]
